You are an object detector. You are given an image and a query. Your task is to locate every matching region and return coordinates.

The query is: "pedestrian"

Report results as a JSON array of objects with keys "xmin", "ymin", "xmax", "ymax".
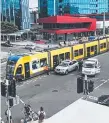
[
  {"xmin": 29, "ymin": 48, "xmax": 31, "ymax": 52},
  {"xmin": 5, "ymin": 108, "xmax": 12, "ymax": 123},
  {"xmin": 78, "ymin": 59, "xmax": 83, "ymax": 72},
  {"xmin": 38, "ymin": 107, "xmax": 46, "ymax": 123},
  {"xmin": 64, "ymin": 40, "xmax": 66, "ymax": 46},
  {"xmin": 9, "ymin": 50, "xmax": 12, "ymax": 56},
  {"xmin": 0, "ymin": 118, "xmax": 4, "ymax": 123},
  {"xmin": 45, "ymin": 64, "xmax": 50, "ymax": 75}
]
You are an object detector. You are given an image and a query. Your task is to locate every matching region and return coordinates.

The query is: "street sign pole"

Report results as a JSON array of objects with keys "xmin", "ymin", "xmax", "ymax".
[{"xmin": 84, "ymin": 75, "xmax": 88, "ymax": 100}]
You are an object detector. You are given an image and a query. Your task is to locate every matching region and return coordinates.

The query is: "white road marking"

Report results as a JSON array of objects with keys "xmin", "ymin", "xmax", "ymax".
[
  {"xmin": 87, "ymin": 95, "xmax": 98, "ymax": 101},
  {"xmin": 94, "ymin": 79, "xmax": 108, "ymax": 90},
  {"xmin": 19, "ymin": 98, "xmax": 25, "ymax": 104}
]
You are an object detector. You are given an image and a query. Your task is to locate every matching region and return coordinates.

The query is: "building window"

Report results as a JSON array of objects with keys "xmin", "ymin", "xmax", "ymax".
[{"xmin": 40, "ymin": 58, "xmax": 47, "ymax": 67}]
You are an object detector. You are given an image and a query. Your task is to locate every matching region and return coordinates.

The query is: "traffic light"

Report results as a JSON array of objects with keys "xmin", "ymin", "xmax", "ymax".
[
  {"xmin": 1, "ymin": 82, "xmax": 7, "ymax": 97},
  {"xmin": 77, "ymin": 77, "xmax": 83, "ymax": 93},
  {"xmin": 8, "ymin": 80, "xmax": 16, "ymax": 97},
  {"xmin": 88, "ymin": 80, "xmax": 94, "ymax": 93}
]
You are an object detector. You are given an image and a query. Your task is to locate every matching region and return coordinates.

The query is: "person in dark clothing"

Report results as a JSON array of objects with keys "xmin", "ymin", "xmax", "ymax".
[
  {"xmin": 78, "ymin": 59, "xmax": 83, "ymax": 72},
  {"xmin": 38, "ymin": 107, "xmax": 46, "ymax": 123}
]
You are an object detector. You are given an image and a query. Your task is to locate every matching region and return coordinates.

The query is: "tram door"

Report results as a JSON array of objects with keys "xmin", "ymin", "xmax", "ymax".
[
  {"xmin": 53, "ymin": 55, "xmax": 59, "ymax": 69},
  {"xmin": 24, "ymin": 62, "xmax": 30, "ymax": 79},
  {"xmin": 87, "ymin": 47, "xmax": 90, "ymax": 57},
  {"xmin": 94, "ymin": 45, "xmax": 97, "ymax": 55}
]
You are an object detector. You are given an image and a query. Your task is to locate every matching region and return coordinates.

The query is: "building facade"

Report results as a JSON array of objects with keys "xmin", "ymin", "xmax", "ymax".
[
  {"xmin": 1, "ymin": 0, "xmax": 30, "ymax": 30},
  {"xmin": 29, "ymin": 7, "xmax": 39, "ymax": 27},
  {"xmin": 38, "ymin": 0, "xmax": 109, "ymax": 18},
  {"xmin": 38, "ymin": 15, "xmax": 96, "ymax": 41}
]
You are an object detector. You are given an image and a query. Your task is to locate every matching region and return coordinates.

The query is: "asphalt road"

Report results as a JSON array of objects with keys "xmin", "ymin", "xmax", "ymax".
[
  {"xmin": 1, "ymin": 52, "xmax": 109, "ymax": 123},
  {"xmin": 1, "ymin": 45, "xmax": 30, "ymax": 54}
]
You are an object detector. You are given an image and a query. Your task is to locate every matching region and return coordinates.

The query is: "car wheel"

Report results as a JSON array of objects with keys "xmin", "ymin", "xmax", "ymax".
[{"xmin": 65, "ymin": 70, "xmax": 68, "ymax": 75}]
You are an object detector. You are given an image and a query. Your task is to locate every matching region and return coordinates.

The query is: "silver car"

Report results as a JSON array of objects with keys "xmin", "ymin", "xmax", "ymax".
[
  {"xmin": 55, "ymin": 60, "xmax": 78, "ymax": 75},
  {"xmin": 25, "ymin": 44, "xmax": 36, "ymax": 50}
]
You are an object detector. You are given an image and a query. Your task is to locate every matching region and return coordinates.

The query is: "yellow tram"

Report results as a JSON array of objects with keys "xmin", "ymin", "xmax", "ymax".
[{"xmin": 6, "ymin": 36, "xmax": 109, "ymax": 80}]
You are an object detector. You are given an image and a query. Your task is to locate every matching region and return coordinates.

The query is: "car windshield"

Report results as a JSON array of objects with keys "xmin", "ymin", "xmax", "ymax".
[
  {"xmin": 83, "ymin": 63, "xmax": 95, "ymax": 68},
  {"xmin": 59, "ymin": 62, "xmax": 68, "ymax": 67}
]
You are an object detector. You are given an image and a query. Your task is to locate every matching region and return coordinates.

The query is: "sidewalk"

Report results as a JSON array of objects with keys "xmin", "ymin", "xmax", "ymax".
[{"xmin": 0, "ymin": 52, "xmax": 9, "ymax": 63}]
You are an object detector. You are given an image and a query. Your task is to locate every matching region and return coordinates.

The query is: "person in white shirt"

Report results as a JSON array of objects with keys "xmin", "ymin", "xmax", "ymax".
[{"xmin": 38, "ymin": 107, "xmax": 46, "ymax": 123}]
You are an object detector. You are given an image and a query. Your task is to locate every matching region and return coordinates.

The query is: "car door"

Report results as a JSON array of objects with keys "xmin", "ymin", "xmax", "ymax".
[
  {"xmin": 69, "ymin": 62, "xmax": 74, "ymax": 71},
  {"xmin": 72, "ymin": 61, "xmax": 77, "ymax": 70}
]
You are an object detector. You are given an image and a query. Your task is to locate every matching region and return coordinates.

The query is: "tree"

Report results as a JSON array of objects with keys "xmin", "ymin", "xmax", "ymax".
[{"xmin": 1, "ymin": 21, "xmax": 18, "ymax": 33}]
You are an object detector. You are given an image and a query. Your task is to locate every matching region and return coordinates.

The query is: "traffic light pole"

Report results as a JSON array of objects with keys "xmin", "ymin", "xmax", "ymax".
[
  {"xmin": 83, "ymin": 75, "xmax": 88, "ymax": 100},
  {"xmin": 6, "ymin": 80, "xmax": 11, "ymax": 123}
]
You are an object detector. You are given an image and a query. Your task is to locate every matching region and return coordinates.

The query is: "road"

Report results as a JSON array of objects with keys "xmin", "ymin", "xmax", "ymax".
[{"xmin": 1, "ymin": 52, "xmax": 109, "ymax": 123}]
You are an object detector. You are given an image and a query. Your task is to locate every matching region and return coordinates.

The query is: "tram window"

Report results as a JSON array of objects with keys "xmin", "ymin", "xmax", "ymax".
[
  {"xmin": 59, "ymin": 53, "xmax": 64, "ymax": 61},
  {"xmin": 32, "ymin": 60, "xmax": 39, "ymax": 70},
  {"xmin": 104, "ymin": 43, "xmax": 106, "ymax": 48},
  {"xmin": 65, "ymin": 52, "xmax": 70, "ymax": 59},
  {"xmin": 100, "ymin": 44, "xmax": 103, "ymax": 49},
  {"xmin": 79, "ymin": 49, "xmax": 83, "ymax": 55},
  {"xmin": 74, "ymin": 50, "xmax": 78, "ymax": 57},
  {"xmin": 91, "ymin": 46, "xmax": 94, "ymax": 52},
  {"xmin": 40, "ymin": 58, "xmax": 47, "ymax": 67},
  {"xmin": 16, "ymin": 65, "xmax": 22, "ymax": 74}
]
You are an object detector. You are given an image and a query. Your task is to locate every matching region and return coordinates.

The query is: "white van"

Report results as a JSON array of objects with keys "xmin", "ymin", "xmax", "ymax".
[{"xmin": 82, "ymin": 58, "xmax": 101, "ymax": 76}]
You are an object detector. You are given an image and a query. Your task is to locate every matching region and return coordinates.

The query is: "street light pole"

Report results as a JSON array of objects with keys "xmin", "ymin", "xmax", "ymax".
[{"xmin": 103, "ymin": 12, "xmax": 105, "ymax": 37}]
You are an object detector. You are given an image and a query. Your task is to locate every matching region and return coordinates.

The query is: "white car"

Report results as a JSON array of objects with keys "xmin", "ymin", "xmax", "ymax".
[
  {"xmin": 55, "ymin": 60, "xmax": 78, "ymax": 75},
  {"xmin": 25, "ymin": 44, "xmax": 36, "ymax": 50},
  {"xmin": 82, "ymin": 58, "xmax": 101, "ymax": 76}
]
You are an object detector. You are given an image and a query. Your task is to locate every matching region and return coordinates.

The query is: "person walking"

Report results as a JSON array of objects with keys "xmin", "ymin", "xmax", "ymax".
[
  {"xmin": 78, "ymin": 59, "xmax": 83, "ymax": 72},
  {"xmin": 38, "ymin": 107, "xmax": 46, "ymax": 123},
  {"xmin": 45, "ymin": 64, "xmax": 50, "ymax": 75}
]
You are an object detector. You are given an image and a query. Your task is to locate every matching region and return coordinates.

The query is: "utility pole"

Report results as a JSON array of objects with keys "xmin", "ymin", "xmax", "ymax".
[
  {"xmin": 6, "ymin": 80, "xmax": 11, "ymax": 123},
  {"xmin": 103, "ymin": 12, "xmax": 105, "ymax": 37}
]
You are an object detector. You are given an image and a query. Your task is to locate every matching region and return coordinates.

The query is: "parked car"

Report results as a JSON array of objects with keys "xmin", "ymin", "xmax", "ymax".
[
  {"xmin": 97, "ymin": 95, "xmax": 109, "ymax": 107},
  {"xmin": 1, "ymin": 42, "xmax": 13, "ymax": 47},
  {"xmin": 55, "ymin": 60, "xmax": 78, "ymax": 75},
  {"xmin": 25, "ymin": 44, "xmax": 36, "ymax": 50}
]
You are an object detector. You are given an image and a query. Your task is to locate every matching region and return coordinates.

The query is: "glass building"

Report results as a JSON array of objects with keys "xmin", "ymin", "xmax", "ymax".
[
  {"xmin": 1, "ymin": 0, "xmax": 30, "ymax": 30},
  {"xmin": 38, "ymin": 0, "xmax": 109, "ymax": 18}
]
